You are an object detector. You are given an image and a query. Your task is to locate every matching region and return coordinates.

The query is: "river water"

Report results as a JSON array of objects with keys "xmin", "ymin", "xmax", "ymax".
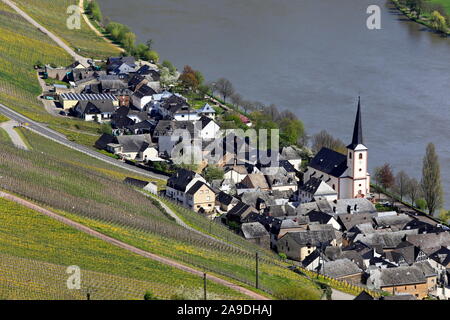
[{"xmin": 98, "ymin": 0, "xmax": 450, "ymax": 208}]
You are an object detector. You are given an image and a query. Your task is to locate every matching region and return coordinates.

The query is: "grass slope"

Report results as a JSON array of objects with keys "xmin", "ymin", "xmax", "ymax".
[
  {"xmin": 14, "ymin": 0, "xmax": 121, "ymax": 59},
  {"xmin": 0, "ymin": 129, "xmax": 321, "ymax": 299},
  {"xmin": 0, "ymin": 197, "xmax": 244, "ymax": 300}
]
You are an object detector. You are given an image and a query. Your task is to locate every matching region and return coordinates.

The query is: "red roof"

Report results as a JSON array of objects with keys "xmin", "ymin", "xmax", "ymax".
[{"xmin": 239, "ymin": 114, "xmax": 250, "ymax": 123}]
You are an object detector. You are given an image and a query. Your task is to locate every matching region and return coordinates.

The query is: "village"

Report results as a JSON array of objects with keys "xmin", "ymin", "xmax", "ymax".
[{"xmin": 40, "ymin": 56, "xmax": 450, "ymax": 301}]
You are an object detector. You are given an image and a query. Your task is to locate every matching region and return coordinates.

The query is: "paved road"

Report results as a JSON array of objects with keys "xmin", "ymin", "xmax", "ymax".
[
  {"xmin": 0, "ymin": 103, "xmax": 168, "ymax": 181},
  {"xmin": 0, "ymin": 120, "xmax": 28, "ymax": 150},
  {"xmin": 2, "ymin": 0, "xmax": 90, "ymax": 66},
  {"xmin": 0, "ymin": 190, "xmax": 269, "ymax": 300}
]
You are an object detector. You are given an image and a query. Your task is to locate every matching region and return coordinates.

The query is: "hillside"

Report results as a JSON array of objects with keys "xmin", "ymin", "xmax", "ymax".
[
  {"xmin": 0, "ymin": 197, "xmax": 244, "ymax": 300},
  {"xmin": 0, "ymin": 0, "xmax": 322, "ymax": 300}
]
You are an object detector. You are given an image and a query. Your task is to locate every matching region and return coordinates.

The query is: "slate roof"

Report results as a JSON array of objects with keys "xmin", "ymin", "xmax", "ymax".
[
  {"xmin": 406, "ymin": 232, "xmax": 450, "ymax": 250},
  {"xmin": 347, "ymin": 97, "xmax": 364, "ymax": 150},
  {"xmin": 374, "ymin": 214, "xmax": 412, "ymax": 230},
  {"xmin": 167, "ymin": 169, "xmax": 199, "ymax": 192},
  {"xmin": 354, "ymin": 230, "xmax": 419, "ymax": 249},
  {"xmin": 264, "ymin": 204, "xmax": 296, "ymax": 218},
  {"xmin": 280, "ymin": 146, "xmax": 302, "ymax": 160},
  {"xmin": 226, "ymin": 201, "xmax": 257, "ymax": 221},
  {"xmin": 330, "ymin": 198, "xmax": 377, "ymax": 215},
  {"xmin": 307, "ymin": 210, "xmax": 334, "ymax": 225},
  {"xmin": 241, "ymin": 222, "xmax": 269, "ymax": 239},
  {"xmin": 376, "ymin": 266, "xmax": 426, "ymax": 287},
  {"xmin": 95, "ymin": 133, "xmax": 116, "ymax": 150},
  {"xmin": 302, "ymin": 250, "xmax": 321, "ymax": 268},
  {"xmin": 281, "ymin": 228, "xmax": 336, "ymax": 247},
  {"xmin": 123, "ymin": 177, "xmax": 150, "ymax": 189},
  {"xmin": 320, "ymin": 258, "xmax": 363, "ymax": 279},
  {"xmin": 216, "ymin": 191, "xmax": 237, "ymax": 206},
  {"xmin": 133, "ymin": 85, "xmax": 157, "ymax": 99},
  {"xmin": 429, "ymin": 247, "xmax": 450, "ymax": 266},
  {"xmin": 75, "ymin": 101, "xmax": 116, "ymax": 115},
  {"xmin": 337, "ymin": 213, "xmax": 373, "ymax": 231},
  {"xmin": 186, "ymin": 181, "xmax": 213, "ymax": 196},
  {"xmin": 308, "ymin": 147, "xmax": 348, "ymax": 177},
  {"xmin": 413, "ymin": 261, "xmax": 437, "ymax": 278},
  {"xmin": 116, "ymin": 134, "xmax": 153, "ymax": 153},
  {"xmin": 354, "ymin": 291, "xmax": 374, "ymax": 300},
  {"xmin": 153, "ymin": 120, "xmax": 196, "ymax": 137}
]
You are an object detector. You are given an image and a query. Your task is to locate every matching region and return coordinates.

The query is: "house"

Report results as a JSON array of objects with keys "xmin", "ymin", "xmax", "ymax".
[
  {"xmin": 196, "ymin": 116, "xmax": 221, "ymax": 140},
  {"xmin": 226, "ymin": 201, "xmax": 258, "ymax": 225},
  {"xmin": 59, "ymin": 93, "xmax": 118, "ymax": 110},
  {"xmin": 413, "ymin": 261, "xmax": 438, "ymax": 292},
  {"xmin": 73, "ymin": 100, "xmax": 116, "ymax": 122},
  {"xmin": 132, "ymin": 85, "xmax": 157, "ymax": 110},
  {"xmin": 337, "ymin": 213, "xmax": 374, "ymax": 232},
  {"xmin": 406, "ymin": 232, "xmax": 450, "ymax": 254},
  {"xmin": 210, "ymin": 179, "xmax": 235, "ymax": 195},
  {"xmin": 374, "ymin": 214, "xmax": 413, "ymax": 231},
  {"xmin": 354, "ymin": 291, "xmax": 375, "ymax": 300},
  {"xmin": 223, "ymin": 165, "xmax": 250, "ymax": 184},
  {"xmin": 197, "ymin": 103, "xmax": 216, "ymax": 119},
  {"xmin": 153, "ymin": 120, "xmax": 197, "ymax": 156},
  {"xmin": 320, "ymin": 258, "xmax": 363, "ymax": 285},
  {"xmin": 107, "ymin": 56, "xmax": 137, "ymax": 75},
  {"xmin": 165, "ymin": 169, "xmax": 207, "ymax": 207},
  {"xmin": 303, "ymin": 98, "xmax": 370, "ymax": 199},
  {"xmin": 264, "ymin": 173, "xmax": 298, "ymax": 192},
  {"xmin": 384, "ymin": 241, "xmax": 428, "ymax": 266},
  {"xmin": 215, "ymin": 191, "xmax": 239, "ymax": 212},
  {"xmin": 108, "ymin": 134, "xmax": 158, "ymax": 161},
  {"xmin": 366, "ymin": 266, "xmax": 428, "ymax": 299},
  {"xmin": 185, "ymin": 181, "xmax": 216, "ymax": 213},
  {"xmin": 299, "ymin": 177, "xmax": 338, "ymax": 203},
  {"xmin": 241, "ymin": 222, "xmax": 270, "ymax": 248},
  {"xmin": 306, "ymin": 210, "xmax": 341, "ymax": 231},
  {"xmin": 123, "ymin": 177, "xmax": 158, "ymax": 195},
  {"xmin": 136, "ymin": 65, "xmax": 161, "ymax": 82},
  {"xmin": 276, "ymin": 228, "xmax": 337, "ymax": 262},
  {"xmin": 94, "ymin": 133, "xmax": 116, "ymax": 150},
  {"xmin": 302, "ymin": 250, "xmax": 322, "ymax": 271},
  {"xmin": 239, "ymin": 174, "xmax": 270, "ymax": 191},
  {"xmin": 428, "ymin": 247, "xmax": 450, "ymax": 284},
  {"xmin": 353, "ymin": 230, "xmax": 419, "ymax": 252},
  {"xmin": 280, "ymin": 146, "xmax": 302, "ymax": 171}
]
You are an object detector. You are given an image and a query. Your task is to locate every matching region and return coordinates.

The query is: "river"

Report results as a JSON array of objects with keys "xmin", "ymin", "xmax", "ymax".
[{"xmin": 98, "ymin": 0, "xmax": 450, "ymax": 208}]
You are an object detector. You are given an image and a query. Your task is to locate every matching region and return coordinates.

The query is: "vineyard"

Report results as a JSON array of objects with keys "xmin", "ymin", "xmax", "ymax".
[
  {"xmin": 0, "ymin": 197, "xmax": 245, "ymax": 300},
  {"xmin": 13, "ymin": 0, "xmax": 121, "ymax": 59},
  {"xmin": 0, "ymin": 129, "xmax": 321, "ymax": 299},
  {"xmin": 0, "ymin": 2, "xmax": 109, "ymax": 144}
]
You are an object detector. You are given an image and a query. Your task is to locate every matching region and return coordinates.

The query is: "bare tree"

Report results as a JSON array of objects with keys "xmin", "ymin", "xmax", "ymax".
[
  {"xmin": 265, "ymin": 104, "xmax": 280, "ymax": 122},
  {"xmin": 230, "ymin": 93, "xmax": 243, "ymax": 110},
  {"xmin": 311, "ymin": 130, "xmax": 346, "ymax": 154},
  {"xmin": 421, "ymin": 142, "xmax": 443, "ymax": 215},
  {"xmin": 375, "ymin": 163, "xmax": 395, "ymax": 191},
  {"xmin": 394, "ymin": 171, "xmax": 409, "ymax": 202},
  {"xmin": 215, "ymin": 78, "xmax": 235, "ymax": 103},
  {"xmin": 406, "ymin": 177, "xmax": 421, "ymax": 207}
]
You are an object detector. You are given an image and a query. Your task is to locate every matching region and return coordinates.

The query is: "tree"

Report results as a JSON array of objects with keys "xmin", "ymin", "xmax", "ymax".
[
  {"xmin": 375, "ymin": 163, "xmax": 395, "ymax": 191},
  {"xmin": 179, "ymin": 65, "xmax": 202, "ymax": 90},
  {"xmin": 421, "ymin": 143, "xmax": 443, "ymax": 215},
  {"xmin": 279, "ymin": 118, "xmax": 305, "ymax": 147},
  {"xmin": 406, "ymin": 177, "xmax": 421, "ymax": 206},
  {"xmin": 123, "ymin": 32, "xmax": 136, "ymax": 53},
  {"xmin": 215, "ymin": 78, "xmax": 234, "ymax": 103},
  {"xmin": 394, "ymin": 171, "xmax": 409, "ymax": 202},
  {"xmin": 202, "ymin": 165, "xmax": 224, "ymax": 183},
  {"xmin": 438, "ymin": 209, "xmax": 450, "ymax": 224},
  {"xmin": 143, "ymin": 50, "xmax": 159, "ymax": 63},
  {"xmin": 430, "ymin": 10, "xmax": 447, "ymax": 33},
  {"xmin": 230, "ymin": 93, "xmax": 243, "ymax": 109},
  {"xmin": 146, "ymin": 39, "xmax": 154, "ymax": 50},
  {"xmin": 162, "ymin": 60, "xmax": 176, "ymax": 74},
  {"xmin": 311, "ymin": 130, "xmax": 346, "ymax": 155}
]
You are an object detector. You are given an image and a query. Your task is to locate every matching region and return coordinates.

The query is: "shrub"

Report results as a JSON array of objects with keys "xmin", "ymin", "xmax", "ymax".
[
  {"xmin": 144, "ymin": 290, "xmax": 158, "ymax": 300},
  {"xmin": 274, "ymin": 285, "xmax": 319, "ymax": 300}
]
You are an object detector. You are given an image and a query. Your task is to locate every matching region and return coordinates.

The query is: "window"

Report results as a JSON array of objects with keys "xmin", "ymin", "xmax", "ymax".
[
  {"xmin": 349, "ymin": 152, "xmax": 352, "ymax": 159},
  {"xmin": 359, "ymin": 153, "xmax": 363, "ymax": 160},
  {"xmin": 332, "ymin": 184, "xmax": 335, "ymax": 190},
  {"xmin": 206, "ymin": 196, "xmax": 211, "ymax": 201}
]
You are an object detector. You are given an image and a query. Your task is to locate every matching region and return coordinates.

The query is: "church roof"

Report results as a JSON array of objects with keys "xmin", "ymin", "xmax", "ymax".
[
  {"xmin": 308, "ymin": 147, "xmax": 348, "ymax": 177},
  {"xmin": 347, "ymin": 97, "xmax": 364, "ymax": 150}
]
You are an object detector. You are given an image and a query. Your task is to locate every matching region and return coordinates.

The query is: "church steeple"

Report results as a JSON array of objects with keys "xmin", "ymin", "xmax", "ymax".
[{"xmin": 347, "ymin": 96, "xmax": 363, "ymax": 150}]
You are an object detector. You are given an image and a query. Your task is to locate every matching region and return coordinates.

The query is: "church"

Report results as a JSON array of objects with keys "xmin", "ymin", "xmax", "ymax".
[{"xmin": 303, "ymin": 98, "xmax": 370, "ymax": 199}]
